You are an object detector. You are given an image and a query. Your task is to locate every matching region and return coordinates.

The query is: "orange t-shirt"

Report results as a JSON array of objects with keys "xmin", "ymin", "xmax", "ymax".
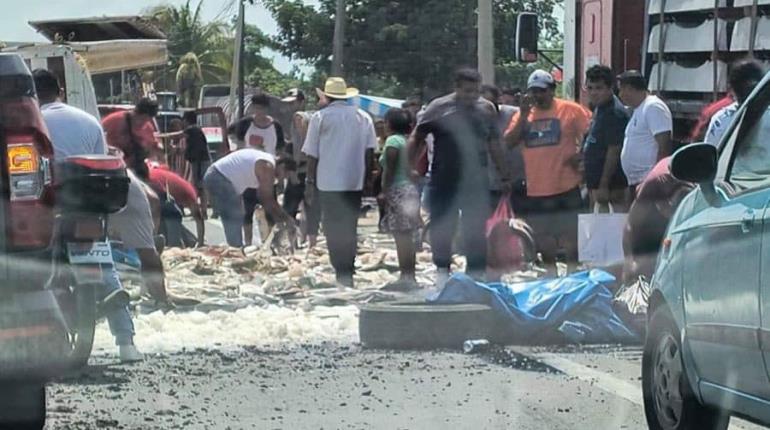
[{"xmin": 506, "ymin": 99, "xmax": 591, "ymax": 197}]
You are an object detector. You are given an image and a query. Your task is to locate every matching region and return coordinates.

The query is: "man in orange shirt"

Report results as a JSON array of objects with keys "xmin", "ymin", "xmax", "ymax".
[{"xmin": 505, "ymin": 70, "xmax": 591, "ymax": 263}]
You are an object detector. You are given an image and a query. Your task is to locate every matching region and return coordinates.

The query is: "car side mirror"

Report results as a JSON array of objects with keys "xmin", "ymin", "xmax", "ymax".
[
  {"xmin": 514, "ymin": 13, "xmax": 539, "ymax": 63},
  {"xmin": 671, "ymin": 143, "xmax": 717, "ymax": 183},
  {"xmin": 670, "ymin": 143, "xmax": 721, "ymax": 207}
]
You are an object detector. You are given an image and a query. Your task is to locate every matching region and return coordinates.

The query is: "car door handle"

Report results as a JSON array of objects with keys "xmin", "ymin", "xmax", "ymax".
[{"xmin": 742, "ymin": 210, "xmax": 756, "ymax": 233}]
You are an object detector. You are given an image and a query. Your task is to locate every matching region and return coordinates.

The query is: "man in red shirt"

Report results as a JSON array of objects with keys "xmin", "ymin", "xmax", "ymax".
[
  {"xmin": 102, "ymin": 98, "xmax": 161, "ymax": 179},
  {"xmin": 148, "ymin": 165, "xmax": 206, "ymax": 246},
  {"xmin": 623, "ymin": 157, "xmax": 693, "ymax": 281}
]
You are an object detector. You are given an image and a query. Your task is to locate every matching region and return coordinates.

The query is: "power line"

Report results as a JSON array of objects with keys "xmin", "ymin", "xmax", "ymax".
[{"xmin": 212, "ymin": 0, "xmax": 238, "ymax": 23}]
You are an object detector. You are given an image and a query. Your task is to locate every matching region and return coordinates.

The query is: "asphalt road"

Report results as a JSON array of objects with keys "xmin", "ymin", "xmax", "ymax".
[
  {"xmin": 45, "ymin": 343, "xmax": 770, "ymax": 430},
  {"xmin": 59, "ymin": 213, "xmax": 761, "ymax": 430},
  {"xmin": 46, "ymin": 344, "xmax": 647, "ymax": 430}
]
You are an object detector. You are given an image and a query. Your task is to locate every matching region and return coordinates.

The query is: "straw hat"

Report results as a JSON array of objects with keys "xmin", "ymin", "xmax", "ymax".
[{"xmin": 322, "ymin": 77, "xmax": 359, "ymax": 99}]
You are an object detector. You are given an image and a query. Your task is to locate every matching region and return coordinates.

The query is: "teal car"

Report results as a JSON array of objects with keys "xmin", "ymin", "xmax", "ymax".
[{"xmin": 643, "ymin": 77, "xmax": 770, "ymax": 430}]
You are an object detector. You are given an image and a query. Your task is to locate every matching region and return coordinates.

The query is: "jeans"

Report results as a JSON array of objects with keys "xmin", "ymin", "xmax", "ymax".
[
  {"xmin": 428, "ymin": 183, "xmax": 491, "ymax": 277},
  {"xmin": 204, "ymin": 168, "xmax": 245, "ymax": 247},
  {"xmin": 319, "ymin": 191, "xmax": 362, "ymax": 279},
  {"xmin": 102, "ymin": 262, "xmax": 135, "ymax": 346}
]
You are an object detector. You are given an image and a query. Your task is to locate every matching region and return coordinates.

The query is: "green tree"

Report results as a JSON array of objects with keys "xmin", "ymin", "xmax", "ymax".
[
  {"xmin": 144, "ymin": 1, "xmax": 305, "ymax": 103},
  {"xmin": 262, "ymin": 0, "xmax": 562, "ymax": 98},
  {"xmin": 145, "ymin": 0, "xmax": 231, "ymax": 87}
]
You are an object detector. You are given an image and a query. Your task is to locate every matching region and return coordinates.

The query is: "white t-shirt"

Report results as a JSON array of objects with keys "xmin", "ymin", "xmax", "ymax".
[
  {"xmin": 302, "ymin": 101, "xmax": 378, "ymax": 191},
  {"xmin": 212, "ymin": 148, "xmax": 275, "ymax": 195},
  {"xmin": 704, "ymin": 102, "xmax": 739, "ymax": 147},
  {"xmin": 41, "ymin": 102, "xmax": 106, "ymax": 160},
  {"xmin": 621, "ymin": 95, "xmax": 673, "ymax": 185},
  {"xmin": 245, "ymin": 120, "xmax": 278, "ymax": 155}
]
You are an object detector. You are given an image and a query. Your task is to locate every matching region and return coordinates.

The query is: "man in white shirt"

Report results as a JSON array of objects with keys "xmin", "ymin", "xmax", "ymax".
[
  {"xmin": 33, "ymin": 69, "xmax": 143, "ymax": 362},
  {"xmin": 204, "ymin": 148, "xmax": 292, "ymax": 247},
  {"xmin": 617, "ymin": 70, "xmax": 673, "ymax": 200},
  {"xmin": 234, "ymin": 94, "xmax": 286, "ymax": 246},
  {"xmin": 704, "ymin": 60, "xmax": 765, "ymax": 147},
  {"xmin": 303, "ymin": 77, "xmax": 377, "ymax": 287}
]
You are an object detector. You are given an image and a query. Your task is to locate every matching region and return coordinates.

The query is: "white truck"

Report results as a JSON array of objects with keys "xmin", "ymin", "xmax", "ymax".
[{"xmin": 2, "ymin": 39, "xmax": 168, "ymax": 119}]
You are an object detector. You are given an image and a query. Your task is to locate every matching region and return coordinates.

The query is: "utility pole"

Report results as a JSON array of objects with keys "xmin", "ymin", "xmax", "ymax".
[
  {"xmin": 477, "ymin": 0, "xmax": 495, "ymax": 84},
  {"xmin": 237, "ymin": 0, "xmax": 246, "ymax": 119},
  {"xmin": 332, "ymin": 0, "xmax": 346, "ymax": 76}
]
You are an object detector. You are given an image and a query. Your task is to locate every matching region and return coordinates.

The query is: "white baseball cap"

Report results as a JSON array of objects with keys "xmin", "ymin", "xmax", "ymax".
[{"xmin": 527, "ymin": 69, "xmax": 555, "ymax": 89}]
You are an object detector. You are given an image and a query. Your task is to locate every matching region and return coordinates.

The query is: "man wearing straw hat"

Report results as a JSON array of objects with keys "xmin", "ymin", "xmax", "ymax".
[{"xmin": 303, "ymin": 77, "xmax": 378, "ymax": 288}]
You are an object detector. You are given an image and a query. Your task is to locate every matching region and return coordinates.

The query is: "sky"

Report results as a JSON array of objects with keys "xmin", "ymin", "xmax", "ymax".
[{"xmin": 0, "ymin": 0, "xmax": 298, "ymax": 73}]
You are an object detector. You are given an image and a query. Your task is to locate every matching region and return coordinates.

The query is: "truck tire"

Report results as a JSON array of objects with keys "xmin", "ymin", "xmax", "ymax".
[
  {"xmin": 643, "ymin": 306, "xmax": 729, "ymax": 430},
  {"xmin": 359, "ymin": 302, "xmax": 499, "ymax": 350},
  {"xmin": 0, "ymin": 383, "xmax": 45, "ymax": 430}
]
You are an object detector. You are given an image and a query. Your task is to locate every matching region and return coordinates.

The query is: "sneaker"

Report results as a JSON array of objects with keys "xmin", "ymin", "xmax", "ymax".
[
  {"xmin": 425, "ymin": 269, "xmax": 450, "ymax": 299},
  {"xmin": 119, "ymin": 345, "xmax": 144, "ymax": 363},
  {"xmin": 435, "ymin": 269, "xmax": 450, "ymax": 290}
]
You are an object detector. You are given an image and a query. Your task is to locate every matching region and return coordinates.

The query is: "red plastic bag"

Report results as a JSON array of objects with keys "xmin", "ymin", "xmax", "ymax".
[{"xmin": 486, "ymin": 195, "xmax": 535, "ymax": 273}]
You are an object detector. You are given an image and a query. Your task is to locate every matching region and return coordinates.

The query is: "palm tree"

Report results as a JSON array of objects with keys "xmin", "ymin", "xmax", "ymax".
[{"xmin": 145, "ymin": 0, "xmax": 232, "ymax": 101}]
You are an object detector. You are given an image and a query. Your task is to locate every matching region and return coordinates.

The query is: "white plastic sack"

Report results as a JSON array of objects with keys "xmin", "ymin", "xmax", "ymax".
[{"xmin": 578, "ymin": 204, "xmax": 626, "ymax": 267}]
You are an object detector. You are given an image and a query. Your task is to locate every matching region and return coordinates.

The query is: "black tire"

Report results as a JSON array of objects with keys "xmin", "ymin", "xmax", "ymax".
[
  {"xmin": 0, "ymin": 383, "xmax": 46, "ymax": 430},
  {"xmin": 65, "ymin": 283, "xmax": 97, "ymax": 369},
  {"xmin": 643, "ymin": 306, "xmax": 730, "ymax": 430},
  {"xmin": 359, "ymin": 302, "xmax": 499, "ymax": 350}
]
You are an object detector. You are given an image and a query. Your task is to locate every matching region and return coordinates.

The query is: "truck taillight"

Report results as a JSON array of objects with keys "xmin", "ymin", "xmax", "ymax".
[
  {"xmin": 4, "ymin": 132, "xmax": 54, "ymax": 249},
  {"xmin": 7, "ymin": 143, "xmax": 49, "ymax": 200}
]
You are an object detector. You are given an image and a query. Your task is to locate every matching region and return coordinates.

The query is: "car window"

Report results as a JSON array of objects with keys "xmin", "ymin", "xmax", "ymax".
[{"xmin": 729, "ymin": 99, "xmax": 770, "ymax": 189}]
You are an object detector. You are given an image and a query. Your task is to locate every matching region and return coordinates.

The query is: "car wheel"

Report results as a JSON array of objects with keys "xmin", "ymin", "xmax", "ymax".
[
  {"xmin": 643, "ymin": 307, "xmax": 729, "ymax": 430},
  {"xmin": 0, "ymin": 382, "xmax": 46, "ymax": 429},
  {"xmin": 359, "ymin": 302, "xmax": 499, "ymax": 350}
]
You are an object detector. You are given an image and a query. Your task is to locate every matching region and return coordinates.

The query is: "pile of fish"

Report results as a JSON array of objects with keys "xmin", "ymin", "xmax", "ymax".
[{"xmin": 126, "ymin": 233, "xmax": 467, "ymax": 315}]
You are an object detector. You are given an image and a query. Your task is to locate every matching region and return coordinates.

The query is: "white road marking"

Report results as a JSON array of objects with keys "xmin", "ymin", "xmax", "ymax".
[
  {"xmin": 512, "ymin": 348, "xmax": 758, "ymax": 430},
  {"xmin": 530, "ymin": 351, "xmax": 643, "ymax": 405}
]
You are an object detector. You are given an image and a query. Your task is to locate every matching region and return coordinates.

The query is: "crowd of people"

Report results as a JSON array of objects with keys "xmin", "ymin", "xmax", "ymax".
[{"xmin": 29, "ymin": 53, "xmax": 768, "ymax": 361}]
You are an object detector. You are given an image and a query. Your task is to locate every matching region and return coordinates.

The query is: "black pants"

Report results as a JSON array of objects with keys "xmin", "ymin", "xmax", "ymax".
[
  {"xmin": 320, "ymin": 191, "xmax": 362, "ymax": 279},
  {"xmin": 283, "ymin": 174, "xmax": 321, "ymax": 236},
  {"xmin": 428, "ymin": 184, "xmax": 491, "ymax": 276}
]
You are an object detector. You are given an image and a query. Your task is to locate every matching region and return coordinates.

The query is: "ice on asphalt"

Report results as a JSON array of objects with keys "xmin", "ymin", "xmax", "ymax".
[{"xmin": 92, "ymin": 305, "xmax": 359, "ymax": 355}]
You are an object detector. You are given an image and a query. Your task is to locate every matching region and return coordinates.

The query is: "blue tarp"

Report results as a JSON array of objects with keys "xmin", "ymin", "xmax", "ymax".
[{"xmin": 431, "ymin": 270, "xmax": 639, "ymax": 344}]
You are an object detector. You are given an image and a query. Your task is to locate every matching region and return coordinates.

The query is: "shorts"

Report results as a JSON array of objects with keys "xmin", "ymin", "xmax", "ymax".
[
  {"xmin": 381, "ymin": 184, "xmax": 422, "ymax": 233},
  {"xmin": 110, "ymin": 174, "xmax": 155, "ymax": 250},
  {"xmin": 520, "ymin": 187, "xmax": 584, "ymax": 247},
  {"xmin": 190, "ymin": 160, "xmax": 211, "ymax": 190}
]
